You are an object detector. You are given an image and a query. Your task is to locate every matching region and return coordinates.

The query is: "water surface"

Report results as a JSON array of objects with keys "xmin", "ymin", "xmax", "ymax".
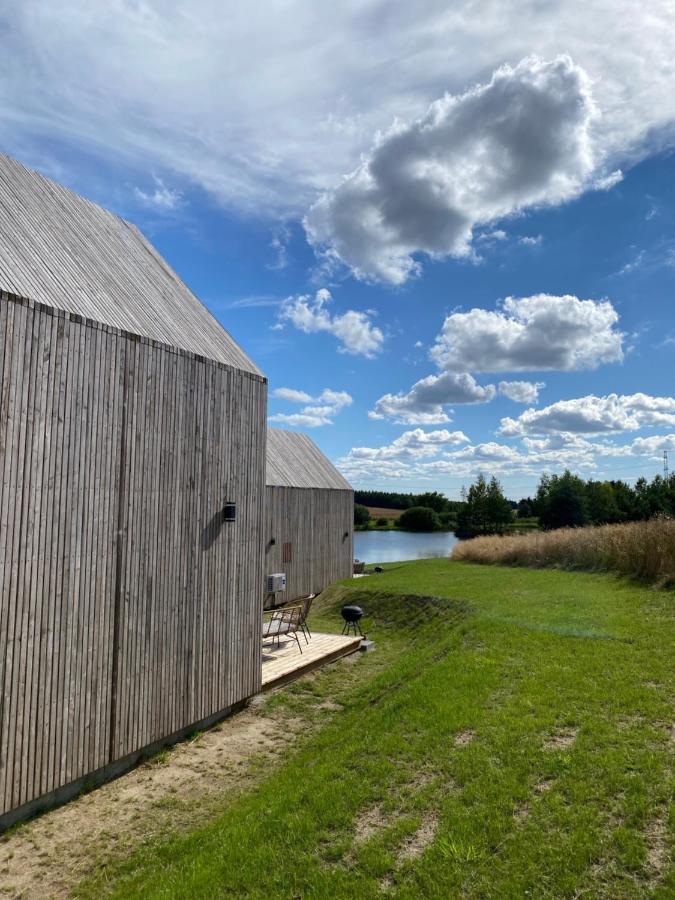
[{"xmin": 354, "ymin": 529, "xmax": 459, "ymax": 564}]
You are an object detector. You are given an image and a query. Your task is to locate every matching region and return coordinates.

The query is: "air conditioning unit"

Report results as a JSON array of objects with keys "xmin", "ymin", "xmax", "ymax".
[{"xmin": 266, "ymin": 573, "xmax": 286, "ymax": 593}]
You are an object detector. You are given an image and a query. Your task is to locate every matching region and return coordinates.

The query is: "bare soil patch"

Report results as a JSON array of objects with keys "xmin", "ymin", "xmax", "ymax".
[
  {"xmin": 396, "ymin": 812, "xmax": 439, "ymax": 862},
  {"xmin": 454, "ymin": 730, "xmax": 476, "ymax": 748},
  {"xmin": 0, "ymin": 695, "xmax": 304, "ymax": 899},
  {"xmin": 534, "ymin": 776, "xmax": 555, "ymax": 794},
  {"xmin": 543, "ymin": 727, "xmax": 578, "ymax": 750},
  {"xmin": 354, "ymin": 804, "xmax": 389, "ymax": 846},
  {"xmin": 644, "ymin": 808, "xmax": 671, "ymax": 886}
]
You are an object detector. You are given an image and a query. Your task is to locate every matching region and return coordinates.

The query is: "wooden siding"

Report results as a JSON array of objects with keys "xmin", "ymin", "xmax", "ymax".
[
  {"xmin": 264, "ymin": 485, "xmax": 353, "ymax": 605},
  {"xmin": 0, "ymin": 155, "xmax": 260, "ymax": 374},
  {"xmin": 0, "ymin": 294, "xmax": 266, "ymax": 819}
]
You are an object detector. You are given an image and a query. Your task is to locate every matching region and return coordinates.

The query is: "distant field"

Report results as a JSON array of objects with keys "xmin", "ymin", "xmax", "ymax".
[{"xmin": 366, "ymin": 506, "xmax": 404, "ymax": 519}]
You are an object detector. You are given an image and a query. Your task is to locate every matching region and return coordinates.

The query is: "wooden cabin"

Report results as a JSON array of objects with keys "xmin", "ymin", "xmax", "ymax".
[
  {"xmin": 265, "ymin": 428, "xmax": 354, "ymax": 608},
  {"xmin": 0, "ymin": 155, "xmax": 267, "ymax": 825}
]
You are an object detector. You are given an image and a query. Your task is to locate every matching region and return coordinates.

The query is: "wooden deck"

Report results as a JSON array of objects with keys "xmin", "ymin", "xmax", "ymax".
[{"xmin": 261, "ymin": 631, "xmax": 361, "ymax": 690}]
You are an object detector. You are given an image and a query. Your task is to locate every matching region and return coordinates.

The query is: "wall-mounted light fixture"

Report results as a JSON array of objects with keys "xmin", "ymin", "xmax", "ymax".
[
  {"xmin": 269, "ymin": 537, "xmax": 276, "ymax": 546},
  {"xmin": 223, "ymin": 502, "xmax": 236, "ymax": 523},
  {"xmin": 342, "ymin": 531, "xmax": 349, "ymax": 541}
]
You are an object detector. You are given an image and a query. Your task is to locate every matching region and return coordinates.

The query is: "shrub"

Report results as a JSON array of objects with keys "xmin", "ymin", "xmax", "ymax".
[
  {"xmin": 376, "ymin": 516, "xmax": 388, "ymax": 526},
  {"xmin": 438, "ymin": 511, "xmax": 457, "ymax": 530},
  {"xmin": 451, "ymin": 517, "xmax": 675, "ymax": 587},
  {"xmin": 354, "ymin": 504, "xmax": 370, "ymax": 527},
  {"xmin": 397, "ymin": 506, "xmax": 441, "ymax": 532}
]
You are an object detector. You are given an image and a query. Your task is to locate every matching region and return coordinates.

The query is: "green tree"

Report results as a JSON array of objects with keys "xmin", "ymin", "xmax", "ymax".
[
  {"xmin": 537, "ymin": 471, "xmax": 589, "ymax": 530},
  {"xmin": 413, "ymin": 491, "xmax": 450, "ymax": 513},
  {"xmin": 354, "ymin": 503, "xmax": 370, "ymax": 527},
  {"xmin": 586, "ymin": 481, "xmax": 621, "ymax": 525},
  {"xmin": 397, "ymin": 506, "xmax": 441, "ymax": 532},
  {"xmin": 517, "ymin": 498, "xmax": 533, "ymax": 519},
  {"xmin": 456, "ymin": 474, "xmax": 513, "ymax": 538}
]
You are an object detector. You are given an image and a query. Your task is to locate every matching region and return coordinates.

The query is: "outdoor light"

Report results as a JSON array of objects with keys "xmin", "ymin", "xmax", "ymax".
[
  {"xmin": 223, "ymin": 502, "xmax": 236, "ymax": 522},
  {"xmin": 342, "ymin": 531, "xmax": 349, "ymax": 540},
  {"xmin": 269, "ymin": 537, "xmax": 276, "ymax": 545}
]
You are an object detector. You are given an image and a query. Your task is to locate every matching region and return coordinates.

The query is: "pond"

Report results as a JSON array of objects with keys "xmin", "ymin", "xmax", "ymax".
[{"xmin": 354, "ymin": 529, "xmax": 459, "ymax": 564}]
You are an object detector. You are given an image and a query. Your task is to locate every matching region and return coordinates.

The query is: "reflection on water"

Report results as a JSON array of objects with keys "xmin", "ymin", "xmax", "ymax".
[{"xmin": 354, "ymin": 529, "xmax": 459, "ymax": 564}]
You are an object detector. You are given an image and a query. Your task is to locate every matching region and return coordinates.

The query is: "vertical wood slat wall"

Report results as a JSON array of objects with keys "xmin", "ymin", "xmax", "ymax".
[
  {"xmin": 264, "ymin": 485, "xmax": 353, "ymax": 604},
  {"xmin": 0, "ymin": 295, "xmax": 266, "ymax": 818}
]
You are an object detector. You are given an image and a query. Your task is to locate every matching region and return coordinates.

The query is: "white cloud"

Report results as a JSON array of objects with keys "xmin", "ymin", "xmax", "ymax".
[
  {"xmin": 430, "ymin": 294, "xmax": 623, "ymax": 373},
  {"xmin": 349, "ymin": 428, "xmax": 469, "ymax": 461},
  {"xmin": 269, "ymin": 412, "xmax": 333, "ymax": 428},
  {"xmin": 3, "ymin": 2, "xmax": 675, "ymax": 223},
  {"xmin": 336, "ymin": 426, "xmax": 660, "ymax": 487},
  {"xmin": 272, "ymin": 387, "xmax": 313, "ymax": 403},
  {"xmin": 267, "ymin": 224, "xmax": 291, "ymax": 270},
  {"xmin": 499, "ymin": 380, "xmax": 545, "ymax": 404},
  {"xmin": 594, "ymin": 169, "xmax": 623, "ymax": 190},
  {"xmin": 518, "ymin": 234, "xmax": 543, "ymax": 247},
  {"xmin": 133, "ymin": 176, "xmax": 182, "ymax": 210},
  {"xmin": 269, "ymin": 386, "xmax": 352, "ymax": 428},
  {"xmin": 226, "ymin": 295, "xmax": 281, "ymax": 309},
  {"xmin": 278, "ymin": 289, "xmax": 384, "ymax": 357},
  {"xmin": 477, "ymin": 229, "xmax": 508, "ymax": 243},
  {"xmin": 305, "ymin": 56, "xmax": 597, "ymax": 282},
  {"xmin": 370, "ymin": 372, "xmax": 495, "ymax": 424},
  {"xmin": 629, "ymin": 434, "xmax": 675, "ymax": 456},
  {"xmin": 617, "ymin": 249, "xmax": 645, "ymax": 276},
  {"xmin": 500, "ymin": 393, "xmax": 675, "ymax": 436}
]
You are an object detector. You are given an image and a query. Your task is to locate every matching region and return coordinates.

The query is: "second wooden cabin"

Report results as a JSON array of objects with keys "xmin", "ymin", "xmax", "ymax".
[{"xmin": 264, "ymin": 428, "xmax": 353, "ymax": 608}]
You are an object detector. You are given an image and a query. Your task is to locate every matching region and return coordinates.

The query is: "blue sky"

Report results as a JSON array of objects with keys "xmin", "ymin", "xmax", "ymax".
[{"xmin": 2, "ymin": 2, "xmax": 674, "ymax": 499}]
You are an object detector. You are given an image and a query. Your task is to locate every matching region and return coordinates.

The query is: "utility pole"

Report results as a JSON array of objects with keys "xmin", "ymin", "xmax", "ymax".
[{"xmin": 664, "ymin": 450, "xmax": 669, "ymax": 479}]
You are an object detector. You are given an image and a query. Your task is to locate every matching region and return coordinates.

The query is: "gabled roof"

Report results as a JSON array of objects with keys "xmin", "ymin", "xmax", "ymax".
[
  {"xmin": 266, "ymin": 428, "xmax": 352, "ymax": 491},
  {"xmin": 0, "ymin": 154, "xmax": 261, "ymax": 375}
]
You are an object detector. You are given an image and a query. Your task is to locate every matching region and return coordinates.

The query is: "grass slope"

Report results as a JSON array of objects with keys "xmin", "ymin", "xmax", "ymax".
[{"xmin": 77, "ymin": 561, "xmax": 674, "ymax": 898}]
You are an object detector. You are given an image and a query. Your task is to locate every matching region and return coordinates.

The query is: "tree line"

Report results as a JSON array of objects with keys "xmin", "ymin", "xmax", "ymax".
[
  {"xmin": 528, "ymin": 471, "xmax": 675, "ymax": 530},
  {"xmin": 353, "ymin": 489, "xmax": 464, "ymax": 513},
  {"xmin": 354, "ymin": 471, "xmax": 675, "ymax": 537}
]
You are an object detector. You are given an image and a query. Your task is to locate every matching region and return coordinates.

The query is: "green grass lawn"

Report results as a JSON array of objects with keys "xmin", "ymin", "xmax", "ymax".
[{"xmin": 77, "ymin": 560, "xmax": 673, "ymax": 898}]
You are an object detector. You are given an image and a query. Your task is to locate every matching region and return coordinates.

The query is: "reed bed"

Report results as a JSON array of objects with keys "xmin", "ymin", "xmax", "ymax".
[{"xmin": 451, "ymin": 517, "xmax": 675, "ymax": 586}]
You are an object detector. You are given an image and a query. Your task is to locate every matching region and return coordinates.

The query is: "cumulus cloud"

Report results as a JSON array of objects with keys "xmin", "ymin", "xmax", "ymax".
[
  {"xmin": 477, "ymin": 229, "xmax": 508, "ymax": 243},
  {"xmin": 430, "ymin": 294, "xmax": 623, "ymax": 373},
  {"xmin": 518, "ymin": 234, "xmax": 543, "ymax": 247},
  {"xmin": 269, "ymin": 386, "xmax": 352, "ymax": 428},
  {"xmin": 500, "ymin": 393, "xmax": 675, "ymax": 436},
  {"xmin": 629, "ymin": 434, "xmax": 675, "ymax": 456},
  {"xmin": 278, "ymin": 289, "xmax": 383, "ymax": 357},
  {"xmin": 272, "ymin": 387, "xmax": 313, "ymax": 403},
  {"xmin": 305, "ymin": 56, "xmax": 597, "ymax": 282},
  {"xmin": 370, "ymin": 372, "xmax": 496, "ymax": 424},
  {"xmin": 336, "ymin": 429, "xmax": 638, "ymax": 486},
  {"xmin": 499, "ymin": 380, "xmax": 545, "ymax": 404},
  {"xmin": 349, "ymin": 428, "xmax": 469, "ymax": 461}
]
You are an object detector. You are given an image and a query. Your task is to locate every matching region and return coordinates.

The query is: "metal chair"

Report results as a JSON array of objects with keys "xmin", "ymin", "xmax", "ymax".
[
  {"xmin": 296, "ymin": 594, "xmax": 316, "ymax": 643},
  {"xmin": 262, "ymin": 604, "xmax": 303, "ymax": 654}
]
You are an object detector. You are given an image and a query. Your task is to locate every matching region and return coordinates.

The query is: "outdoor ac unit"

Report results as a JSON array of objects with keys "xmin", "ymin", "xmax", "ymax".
[{"xmin": 266, "ymin": 573, "xmax": 286, "ymax": 593}]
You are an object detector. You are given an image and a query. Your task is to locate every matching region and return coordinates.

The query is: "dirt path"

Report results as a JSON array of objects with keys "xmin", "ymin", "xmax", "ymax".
[{"xmin": 0, "ymin": 695, "xmax": 304, "ymax": 898}]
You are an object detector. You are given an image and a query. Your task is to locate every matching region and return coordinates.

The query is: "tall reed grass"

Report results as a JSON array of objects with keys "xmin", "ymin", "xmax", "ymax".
[{"xmin": 451, "ymin": 517, "xmax": 675, "ymax": 587}]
